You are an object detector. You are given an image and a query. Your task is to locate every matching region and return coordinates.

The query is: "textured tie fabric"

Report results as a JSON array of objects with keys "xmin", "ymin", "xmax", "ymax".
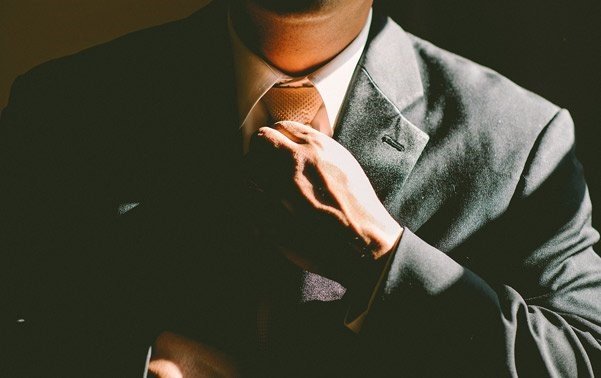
[{"xmin": 262, "ymin": 85, "xmax": 323, "ymax": 125}]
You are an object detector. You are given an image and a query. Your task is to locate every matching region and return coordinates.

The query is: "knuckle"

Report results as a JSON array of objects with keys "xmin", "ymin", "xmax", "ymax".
[
  {"xmin": 305, "ymin": 132, "xmax": 319, "ymax": 144},
  {"xmin": 292, "ymin": 172, "xmax": 308, "ymax": 193},
  {"xmin": 302, "ymin": 144, "xmax": 321, "ymax": 166},
  {"xmin": 272, "ymin": 122, "xmax": 286, "ymax": 132},
  {"xmin": 291, "ymin": 148, "xmax": 307, "ymax": 164}
]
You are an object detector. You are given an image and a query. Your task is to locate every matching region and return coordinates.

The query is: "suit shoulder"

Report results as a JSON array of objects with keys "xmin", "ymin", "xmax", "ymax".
[
  {"xmin": 1, "ymin": 2, "xmax": 224, "ymax": 174},
  {"xmin": 408, "ymin": 34, "xmax": 560, "ymax": 136},
  {"xmin": 396, "ymin": 33, "xmax": 577, "ymax": 248}
]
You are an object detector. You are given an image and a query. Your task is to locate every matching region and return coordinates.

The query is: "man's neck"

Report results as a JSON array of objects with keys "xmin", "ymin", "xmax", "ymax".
[{"xmin": 230, "ymin": 0, "xmax": 373, "ymax": 76}]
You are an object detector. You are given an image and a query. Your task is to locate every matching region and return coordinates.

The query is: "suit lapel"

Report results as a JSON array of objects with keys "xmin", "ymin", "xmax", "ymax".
[{"xmin": 334, "ymin": 13, "xmax": 429, "ymax": 218}]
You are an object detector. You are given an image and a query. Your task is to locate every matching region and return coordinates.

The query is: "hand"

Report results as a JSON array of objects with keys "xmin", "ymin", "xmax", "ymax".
[
  {"xmin": 147, "ymin": 332, "xmax": 239, "ymax": 378},
  {"xmin": 245, "ymin": 121, "xmax": 402, "ymax": 286}
]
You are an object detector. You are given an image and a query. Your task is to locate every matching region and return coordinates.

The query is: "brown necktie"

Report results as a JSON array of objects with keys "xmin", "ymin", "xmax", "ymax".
[
  {"xmin": 262, "ymin": 85, "xmax": 323, "ymax": 125},
  {"xmin": 255, "ymin": 84, "xmax": 346, "ymax": 356}
]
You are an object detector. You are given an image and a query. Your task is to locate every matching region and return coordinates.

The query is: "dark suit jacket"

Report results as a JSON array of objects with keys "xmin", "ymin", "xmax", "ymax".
[{"xmin": 2, "ymin": 1, "xmax": 600, "ymax": 376}]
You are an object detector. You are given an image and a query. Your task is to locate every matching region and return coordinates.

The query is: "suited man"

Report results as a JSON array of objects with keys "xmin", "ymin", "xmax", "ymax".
[{"xmin": 2, "ymin": 0, "xmax": 600, "ymax": 376}]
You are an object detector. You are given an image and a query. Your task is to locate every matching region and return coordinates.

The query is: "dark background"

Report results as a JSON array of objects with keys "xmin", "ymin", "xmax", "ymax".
[{"xmin": 2, "ymin": 0, "xmax": 600, "ymax": 244}]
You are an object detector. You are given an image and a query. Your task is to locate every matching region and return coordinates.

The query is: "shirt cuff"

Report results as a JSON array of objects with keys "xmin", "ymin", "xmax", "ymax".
[{"xmin": 343, "ymin": 233, "xmax": 401, "ymax": 333}]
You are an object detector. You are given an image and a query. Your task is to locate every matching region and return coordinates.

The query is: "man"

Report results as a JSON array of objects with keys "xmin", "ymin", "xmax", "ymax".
[{"xmin": 2, "ymin": 0, "xmax": 600, "ymax": 376}]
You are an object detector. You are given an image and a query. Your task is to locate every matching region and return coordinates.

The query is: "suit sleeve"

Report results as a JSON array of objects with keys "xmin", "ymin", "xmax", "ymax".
[{"xmin": 364, "ymin": 109, "xmax": 601, "ymax": 377}]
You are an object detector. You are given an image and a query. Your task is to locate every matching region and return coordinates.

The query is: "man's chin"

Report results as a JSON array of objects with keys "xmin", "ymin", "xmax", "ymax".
[{"xmin": 243, "ymin": 0, "xmax": 335, "ymax": 14}]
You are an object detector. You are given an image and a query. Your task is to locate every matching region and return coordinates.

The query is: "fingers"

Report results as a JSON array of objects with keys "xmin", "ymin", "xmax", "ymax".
[
  {"xmin": 256, "ymin": 126, "xmax": 297, "ymax": 151},
  {"xmin": 246, "ymin": 127, "xmax": 297, "ymax": 196},
  {"xmin": 150, "ymin": 332, "xmax": 240, "ymax": 378},
  {"xmin": 272, "ymin": 120, "xmax": 316, "ymax": 143},
  {"xmin": 254, "ymin": 120, "xmax": 322, "ymax": 153},
  {"xmin": 248, "ymin": 122, "xmax": 324, "ymax": 201}
]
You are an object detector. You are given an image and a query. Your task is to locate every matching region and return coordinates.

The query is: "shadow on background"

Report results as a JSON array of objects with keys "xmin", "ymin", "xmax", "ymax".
[{"xmin": 0, "ymin": 0, "xmax": 211, "ymax": 108}]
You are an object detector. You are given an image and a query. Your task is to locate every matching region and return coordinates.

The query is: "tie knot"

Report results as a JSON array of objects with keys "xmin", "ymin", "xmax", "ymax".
[{"xmin": 262, "ymin": 85, "xmax": 323, "ymax": 125}]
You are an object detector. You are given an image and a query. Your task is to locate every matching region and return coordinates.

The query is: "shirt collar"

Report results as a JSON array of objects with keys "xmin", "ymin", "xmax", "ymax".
[{"xmin": 229, "ymin": 9, "xmax": 372, "ymax": 128}]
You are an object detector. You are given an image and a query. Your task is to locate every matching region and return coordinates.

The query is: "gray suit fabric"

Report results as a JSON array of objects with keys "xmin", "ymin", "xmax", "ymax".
[{"xmin": 1, "ymin": 1, "xmax": 600, "ymax": 376}]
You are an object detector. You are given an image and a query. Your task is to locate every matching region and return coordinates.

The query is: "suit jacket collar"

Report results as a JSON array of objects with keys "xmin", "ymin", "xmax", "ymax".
[
  {"xmin": 334, "ymin": 12, "xmax": 429, "ymax": 218},
  {"xmin": 362, "ymin": 12, "xmax": 425, "ymax": 113}
]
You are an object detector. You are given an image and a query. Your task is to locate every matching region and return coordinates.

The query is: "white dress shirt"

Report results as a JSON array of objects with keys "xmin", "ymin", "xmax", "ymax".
[{"xmin": 229, "ymin": 9, "xmax": 373, "ymax": 153}]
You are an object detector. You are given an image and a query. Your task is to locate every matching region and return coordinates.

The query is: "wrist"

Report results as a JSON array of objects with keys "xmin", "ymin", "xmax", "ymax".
[
  {"xmin": 363, "ymin": 219, "xmax": 403, "ymax": 261},
  {"xmin": 346, "ymin": 224, "xmax": 402, "ymax": 289}
]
